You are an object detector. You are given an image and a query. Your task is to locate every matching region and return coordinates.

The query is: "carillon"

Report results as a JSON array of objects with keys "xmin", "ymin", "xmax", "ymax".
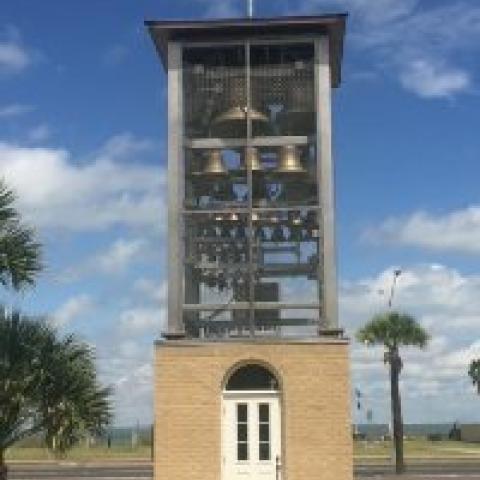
[{"xmin": 146, "ymin": 12, "xmax": 352, "ymax": 480}]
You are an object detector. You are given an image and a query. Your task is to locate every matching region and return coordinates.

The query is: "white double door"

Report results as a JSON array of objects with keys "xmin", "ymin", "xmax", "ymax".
[{"xmin": 222, "ymin": 392, "xmax": 281, "ymax": 480}]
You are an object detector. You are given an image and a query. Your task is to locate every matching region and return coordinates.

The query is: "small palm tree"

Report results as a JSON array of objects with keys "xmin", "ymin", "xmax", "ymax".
[
  {"xmin": 0, "ymin": 180, "xmax": 42, "ymax": 290},
  {"xmin": 468, "ymin": 359, "xmax": 480, "ymax": 394},
  {"xmin": 0, "ymin": 311, "xmax": 112, "ymax": 479},
  {"xmin": 357, "ymin": 311, "xmax": 429, "ymax": 474}
]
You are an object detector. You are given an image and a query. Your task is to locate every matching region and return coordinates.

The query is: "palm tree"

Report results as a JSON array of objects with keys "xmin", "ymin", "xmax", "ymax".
[
  {"xmin": 0, "ymin": 180, "xmax": 42, "ymax": 290},
  {"xmin": 0, "ymin": 311, "xmax": 112, "ymax": 479},
  {"xmin": 357, "ymin": 311, "xmax": 429, "ymax": 474},
  {"xmin": 468, "ymin": 359, "xmax": 480, "ymax": 394}
]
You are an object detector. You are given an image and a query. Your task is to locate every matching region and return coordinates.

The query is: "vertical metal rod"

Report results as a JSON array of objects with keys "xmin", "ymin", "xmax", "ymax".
[
  {"xmin": 246, "ymin": 41, "xmax": 255, "ymax": 337},
  {"xmin": 247, "ymin": 0, "xmax": 253, "ymax": 18}
]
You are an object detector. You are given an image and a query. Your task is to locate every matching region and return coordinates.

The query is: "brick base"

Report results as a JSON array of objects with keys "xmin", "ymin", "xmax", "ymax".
[{"xmin": 154, "ymin": 338, "xmax": 353, "ymax": 480}]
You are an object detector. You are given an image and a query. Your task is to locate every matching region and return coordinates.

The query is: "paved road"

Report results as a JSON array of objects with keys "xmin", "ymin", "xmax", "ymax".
[
  {"xmin": 357, "ymin": 461, "xmax": 480, "ymax": 479},
  {"xmin": 8, "ymin": 462, "xmax": 153, "ymax": 479},
  {"xmin": 6, "ymin": 461, "xmax": 480, "ymax": 479}
]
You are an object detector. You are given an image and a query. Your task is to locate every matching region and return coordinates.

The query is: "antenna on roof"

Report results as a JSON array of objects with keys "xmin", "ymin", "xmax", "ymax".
[{"xmin": 247, "ymin": 0, "xmax": 253, "ymax": 18}]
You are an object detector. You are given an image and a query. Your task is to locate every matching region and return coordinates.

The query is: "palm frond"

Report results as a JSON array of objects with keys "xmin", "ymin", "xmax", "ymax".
[{"xmin": 356, "ymin": 311, "xmax": 429, "ymax": 350}]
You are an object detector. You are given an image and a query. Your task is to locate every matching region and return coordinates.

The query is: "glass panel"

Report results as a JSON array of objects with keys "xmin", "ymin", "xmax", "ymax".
[
  {"xmin": 238, "ymin": 443, "xmax": 248, "ymax": 461},
  {"xmin": 183, "ymin": 46, "xmax": 247, "ymax": 139},
  {"xmin": 237, "ymin": 404, "xmax": 248, "ymax": 423},
  {"xmin": 258, "ymin": 403, "xmax": 270, "ymax": 461},
  {"xmin": 250, "ymin": 43, "xmax": 315, "ymax": 137},
  {"xmin": 226, "ymin": 365, "xmax": 278, "ymax": 391},
  {"xmin": 259, "ymin": 443, "xmax": 270, "ymax": 461},
  {"xmin": 259, "ymin": 424, "xmax": 270, "ymax": 442},
  {"xmin": 259, "ymin": 403, "xmax": 270, "ymax": 422},
  {"xmin": 237, "ymin": 403, "xmax": 248, "ymax": 461}
]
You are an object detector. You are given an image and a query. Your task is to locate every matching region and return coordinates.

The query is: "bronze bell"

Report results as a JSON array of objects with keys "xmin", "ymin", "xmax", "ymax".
[
  {"xmin": 212, "ymin": 106, "xmax": 269, "ymax": 125},
  {"xmin": 245, "ymin": 147, "xmax": 263, "ymax": 171},
  {"xmin": 203, "ymin": 149, "xmax": 227, "ymax": 175},
  {"xmin": 277, "ymin": 145, "xmax": 305, "ymax": 173}
]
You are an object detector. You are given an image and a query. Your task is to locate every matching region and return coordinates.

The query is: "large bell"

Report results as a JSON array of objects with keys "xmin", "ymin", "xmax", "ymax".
[
  {"xmin": 211, "ymin": 106, "xmax": 269, "ymax": 137},
  {"xmin": 202, "ymin": 150, "xmax": 227, "ymax": 176},
  {"xmin": 277, "ymin": 145, "xmax": 305, "ymax": 173},
  {"xmin": 212, "ymin": 106, "xmax": 268, "ymax": 125}
]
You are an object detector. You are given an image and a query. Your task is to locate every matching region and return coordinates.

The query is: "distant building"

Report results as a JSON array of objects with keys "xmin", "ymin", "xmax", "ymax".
[{"xmin": 460, "ymin": 424, "xmax": 480, "ymax": 443}]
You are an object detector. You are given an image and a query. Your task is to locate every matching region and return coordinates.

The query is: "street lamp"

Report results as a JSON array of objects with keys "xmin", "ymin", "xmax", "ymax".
[{"xmin": 387, "ymin": 269, "xmax": 402, "ymax": 309}]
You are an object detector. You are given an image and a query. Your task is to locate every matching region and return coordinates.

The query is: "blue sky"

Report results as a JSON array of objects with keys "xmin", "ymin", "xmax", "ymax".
[{"xmin": 2, "ymin": 0, "xmax": 480, "ymax": 426}]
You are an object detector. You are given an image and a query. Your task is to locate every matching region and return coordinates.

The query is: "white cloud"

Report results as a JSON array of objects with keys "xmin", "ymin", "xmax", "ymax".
[
  {"xmin": 0, "ymin": 133, "xmax": 166, "ymax": 232},
  {"xmin": 97, "ymin": 238, "xmax": 148, "ymax": 274},
  {"xmin": 0, "ymin": 42, "xmax": 30, "ymax": 73},
  {"xmin": 0, "ymin": 104, "xmax": 34, "ymax": 118},
  {"xmin": 299, "ymin": 0, "xmax": 417, "ymax": 24},
  {"xmin": 342, "ymin": 264, "xmax": 480, "ymax": 423},
  {"xmin": 52, "ymin": 294, "xmax": 93, "ymax": 328},
  {"xmin": 96, "ymin": 338, "xmax": 154, "ymax": 425},
  {"xmin": 364, "ymin": 206, "xmax": 480, "ymax": 254},
  {"xmin": 26, "ymin": 124, "xmax": 51, "ymax": 142},
  {"xmin": 118, "ymin": 306, "xmax": 166, "ymax": 336},
  {"xmin": 400, "ymin": 59, "xmax": 471, "ymax": 98},
  {"xmin": 61, "ymin": 238, "xmax": 151, "ymax": 281},
  {"xmin": 0, "ymin": 26, "xmax": 32, "ymax": 74},
  {"xmin": 297, "ymin": 1, "xmax": 479, "ymax": 98},
  {"xmin": 134, "ymin": 278, "xmax": 167, "ymax": 304}
]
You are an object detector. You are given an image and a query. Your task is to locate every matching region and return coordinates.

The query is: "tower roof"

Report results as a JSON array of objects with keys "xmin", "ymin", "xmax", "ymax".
[{"xmin": 145, "ymin": 14, "xmax": 347, "ymax": 87}]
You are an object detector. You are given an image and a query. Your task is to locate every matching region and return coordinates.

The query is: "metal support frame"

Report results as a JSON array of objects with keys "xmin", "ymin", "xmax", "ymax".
[
  {"xmin": 315, "ymin": 36, "xmax": 338, "ymax": 329},
  {"xmin": 167, "ymin": 42, "xmax": 185, "ymax": 335},
  {"xmin": 165, "ymin": 35, "xmax": 339, "ymax": 336}
]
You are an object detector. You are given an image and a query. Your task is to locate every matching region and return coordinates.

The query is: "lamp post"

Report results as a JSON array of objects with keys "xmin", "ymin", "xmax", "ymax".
[{"xmin": 388, "ymin": 269, "xmax": 402, "ymax": 309}]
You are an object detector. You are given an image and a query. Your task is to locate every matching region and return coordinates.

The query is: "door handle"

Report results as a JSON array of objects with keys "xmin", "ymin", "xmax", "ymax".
[{"xmin": 276, "ymin": 455, "xmax": 282, "ymax": 480}]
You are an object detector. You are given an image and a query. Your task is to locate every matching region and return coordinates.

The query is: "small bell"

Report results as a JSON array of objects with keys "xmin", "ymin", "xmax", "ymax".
[
  {"xmin": 202, "ymin": 150, "xmax": 228, "ymax": 175},
  {"xmin": 205, "ymin": 273, "xmax": 217, "ymax": 288},
  {"xmin": 289, "ymin": 226, "xmax": 303, "ymax": 242},
  {"xmin": 217, "ymin": 271, "xmax": 227, "ymax": 291},
  {"xmin": 271, "ymin": 225, "xmax": 284, "ymax": 243},
  {"xmin": 277, "ymin": 145, "xmax": 305, "ymax": 173},
  {"xmin": 245, "ymin": 147, "xmax": 263, "ymax": 171},
  {"xmin": 221, "ymin": 226, "xmax": 232, "ymax": 239},
  {"xmin": 235, "ymin": 226, "xmax": 246, "ymax": 239},
  {"xmin": 220, "ymin": 249, "xmax": 230, "ymax": 264},
  {"xmin": 207, "ymin": 249, "xmax": 217, "ymax": 263},
  {"xmin": 255, "ymin": 227, "xmax": 267, "ymax": 241},
  {"xmin": 205, "ymin": 225, "xmax": 216, "ymax": 238}
]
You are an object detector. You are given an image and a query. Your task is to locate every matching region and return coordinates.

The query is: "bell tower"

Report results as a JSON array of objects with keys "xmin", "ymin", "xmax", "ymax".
[{"xmin": 146, "ymin": 14, "xmax": 352, "ymax": 480}]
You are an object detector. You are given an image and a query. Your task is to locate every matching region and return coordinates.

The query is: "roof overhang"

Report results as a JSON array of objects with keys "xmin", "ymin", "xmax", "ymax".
[{"xmin": 145, "ymin": 14, "xmax": 347, "ymax": 88}]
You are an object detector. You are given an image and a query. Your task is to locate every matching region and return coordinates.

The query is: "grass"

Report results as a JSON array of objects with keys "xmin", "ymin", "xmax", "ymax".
[
  {"xmin": 5, "ymin": 439, "xmax": 480, "ymax": 463},
  {"xmin": 355, "ymin": 439, "xmax": 480, "ymax": 461},
  {"xmin": 5, "ymin": 445, "xmax": 152, "ymax": 462}
]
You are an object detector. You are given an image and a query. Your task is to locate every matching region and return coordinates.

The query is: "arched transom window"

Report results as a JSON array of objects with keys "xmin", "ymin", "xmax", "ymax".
[{"xmin": 225, "ymin": 364, "xmax": 279, "ymax": 391}]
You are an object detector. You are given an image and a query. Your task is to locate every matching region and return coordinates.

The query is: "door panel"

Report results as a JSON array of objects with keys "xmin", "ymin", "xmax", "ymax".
[{"xmin": 223, "ymin": 394, "xmax": 280, "ymax": 480}]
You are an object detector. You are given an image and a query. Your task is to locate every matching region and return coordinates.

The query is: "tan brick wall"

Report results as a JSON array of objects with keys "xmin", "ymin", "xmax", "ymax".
[{"xmin": 154, "ymin": 340, "xmax": 353, "ymax": 480}]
